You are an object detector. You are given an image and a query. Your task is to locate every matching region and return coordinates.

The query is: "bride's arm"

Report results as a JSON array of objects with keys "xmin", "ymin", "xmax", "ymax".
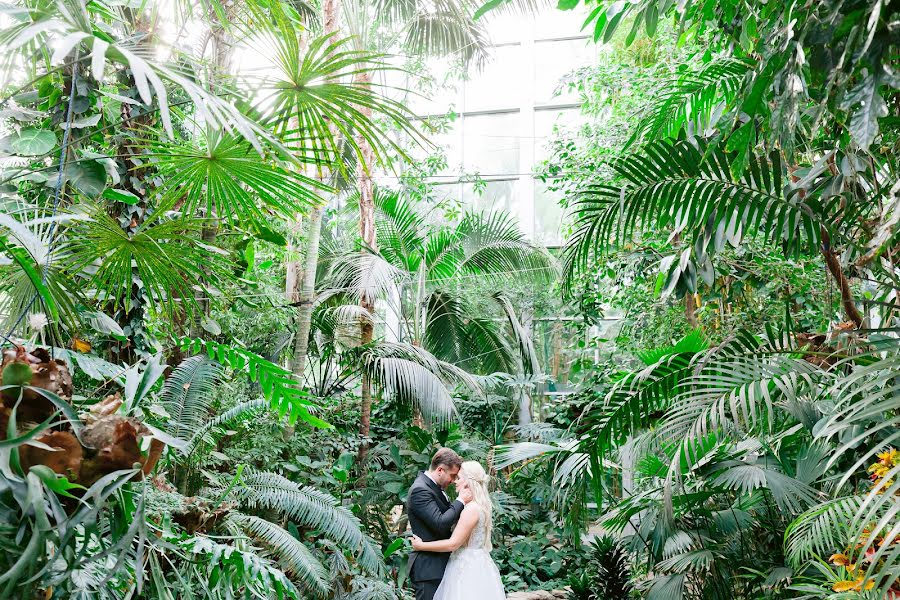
[{"xmin": 412, "ymin": 504, "xmax": 479, "ymax": 552}]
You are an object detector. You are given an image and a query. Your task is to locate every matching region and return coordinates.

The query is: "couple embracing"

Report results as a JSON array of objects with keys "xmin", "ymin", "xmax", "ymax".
[{"xmin": 407, "ymin": 448, "xmax": 506, "ymax": 600}]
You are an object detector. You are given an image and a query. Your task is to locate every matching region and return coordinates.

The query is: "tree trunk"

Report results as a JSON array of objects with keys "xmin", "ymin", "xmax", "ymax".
[
  {"xmin": 291, "ymin": 206, "xmax": 324, "ymax": 378},
  {"xmin": 355, "ymin": 71, "xmax": 378, "ymax": 463},
  {"xmin": 685, "ymin": 293, "xmax": 699, "ymax": 328},
  {"xmin": 821, "ymin": 228, "xmax": 864, "ymax": 328},
  {"xmin": 289, "ymin": 0, "xmax": 340, "ymax": 377}
]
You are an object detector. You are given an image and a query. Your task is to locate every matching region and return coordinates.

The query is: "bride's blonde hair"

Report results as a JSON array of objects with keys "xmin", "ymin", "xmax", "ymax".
[{"xmin": 461, "ymin": 461, "xmax": 492, "ymax": 550}]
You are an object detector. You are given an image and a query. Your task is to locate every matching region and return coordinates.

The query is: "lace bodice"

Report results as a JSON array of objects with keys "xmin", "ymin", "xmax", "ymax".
[{"xmin": 463, "ymin": 507, "xmax": 488, "ymax": 550}]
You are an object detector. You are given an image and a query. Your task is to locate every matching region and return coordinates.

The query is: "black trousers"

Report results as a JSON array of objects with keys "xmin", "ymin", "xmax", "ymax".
[{"xmin": 412, "ymin": 578, "xmax": 441, "ymax": 600}]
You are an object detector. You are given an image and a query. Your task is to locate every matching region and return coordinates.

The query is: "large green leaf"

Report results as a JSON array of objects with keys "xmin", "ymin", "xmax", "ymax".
[
  {"xmin": 65, "ymin": 160, "xmax": 107, "ymax": 197},
  {"xmin": 11, "ymin": 128, "xmax": 56, "ymax": 156}
]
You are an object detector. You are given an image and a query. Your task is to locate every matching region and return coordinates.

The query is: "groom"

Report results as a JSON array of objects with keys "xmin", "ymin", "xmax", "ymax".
[{"xmin": 407, "ymin": 448, "xmax": 473, "ymax": 600}]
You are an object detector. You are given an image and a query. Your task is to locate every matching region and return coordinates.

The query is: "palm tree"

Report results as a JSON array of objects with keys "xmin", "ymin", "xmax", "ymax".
[{"xmin": 312, "ymin": 188, "xmax": 553, "ymax": 439}]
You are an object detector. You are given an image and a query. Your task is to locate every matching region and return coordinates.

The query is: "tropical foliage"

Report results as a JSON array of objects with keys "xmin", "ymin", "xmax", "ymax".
[{"xmin": 2, "ymin": 0, "xmax": 898, "ymax": 598}]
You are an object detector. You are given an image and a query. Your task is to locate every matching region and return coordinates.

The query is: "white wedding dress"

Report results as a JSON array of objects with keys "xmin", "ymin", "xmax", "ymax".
[{"xmin": 434, "ymin": 508, "xmax": 506, "ymax": 600}]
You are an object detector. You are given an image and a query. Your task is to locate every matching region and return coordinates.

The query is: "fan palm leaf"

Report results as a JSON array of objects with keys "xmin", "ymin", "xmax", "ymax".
[
  {"xmin": 0, "ymin": 210, "xmax": 86, "ymax": 332},
  {"xmin": 149, "ymin": 129, "xmax": 326, "ymax": 225},
  {"xmin": 65, "ymin": 211, "xmax": 228, "ymax": 316},
  {"xmin": 254, "ymin": 22, "xmax": 424, "ymax": 172}
]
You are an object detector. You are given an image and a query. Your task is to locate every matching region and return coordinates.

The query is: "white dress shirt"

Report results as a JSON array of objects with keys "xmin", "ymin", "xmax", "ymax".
[{"xmin": 425, "ymin": 471, "xmax": 450, "ymax": 501}]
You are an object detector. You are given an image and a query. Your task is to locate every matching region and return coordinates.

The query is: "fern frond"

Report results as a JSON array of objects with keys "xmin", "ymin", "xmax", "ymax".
[
  {"xmin": 161, "ymin": 356, "xmax": 221, "ymax": 441},
  {"xmin": 227, "ymin": 513, "xmax": 329, "ymax": 597},
  {"xmin": 236, "ymin": 470, "xmax": 384, "ymax": 576},
  {"xmin": 179, "ymin": 339, "xmax": 328, "ymax": 428}
]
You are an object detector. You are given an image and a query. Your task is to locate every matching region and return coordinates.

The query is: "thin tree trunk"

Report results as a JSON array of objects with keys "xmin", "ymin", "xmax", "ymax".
[
  {"xmin": 291, "ymin": 207, "xmax": 324, "ymax": 377},
  {"xmin": 685, "ymin": 293, "xmax": 699, "ymax": 328},
  {"xmin": 821, "ymin": 228, "xmax": 864, "ymax": 328},
  {"xmin": 791, "ymin": 163, "xmax": 863, "ymax": 329},
  {"xmin": 355, "ymin": 71, "xmax": 378, "ymax": 463},
  {"xmin": 289, "ymin": 0, "xmax": 340, "ymax": 377}
]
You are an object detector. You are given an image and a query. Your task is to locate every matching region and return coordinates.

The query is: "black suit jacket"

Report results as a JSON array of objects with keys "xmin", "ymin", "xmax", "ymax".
[{"xmin": 407, "ymin": 471, "xmax": 464, "ymax": 582}]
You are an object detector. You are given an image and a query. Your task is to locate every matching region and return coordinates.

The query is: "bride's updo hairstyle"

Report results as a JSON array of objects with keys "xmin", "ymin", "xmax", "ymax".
[{"xmin": 461, "ymin": 461, "xmax": 492, "ymax": 550}]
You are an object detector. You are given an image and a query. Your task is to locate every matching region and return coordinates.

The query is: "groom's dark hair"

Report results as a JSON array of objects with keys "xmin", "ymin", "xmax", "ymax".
[{"xmin": 430, "ymin": 448, "xmax": 462, "ymax": 471}]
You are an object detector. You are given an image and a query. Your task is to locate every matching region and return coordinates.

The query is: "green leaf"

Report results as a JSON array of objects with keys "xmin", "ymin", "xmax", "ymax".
[
  {"xmin": 102, "ymin": 188, "xmax": 140, "ymax": 205},
  {"xmin": 0, "ymin": 237, "xmax": 59, "ymax": 319},
  {"xmin": 29, "ymin": 465, "xmax": 85, "ymax": 498},
  {"xmin": 383, "ymin": 538, "xmax": 405, "ymax": 558},
  {"xmin": 472, "ymin": 0, "xmax": 507, "ymax": 20},
  {"xmin": 842, "ymin": 73, "xmax": 888, "ymax": 150},
  {"xmin": 200, "ymin": 317, "xmax": 221, "ymax": 336},
  {"xmin": 645, "ymin": 3, "xmax": 659, "ymax": 36},
  {"xmin": 65, "ymin": 160, "xmax": 107, "ymax": 197},
  {"xmin": 558, "ymin": 0, "xmax": 579, "ymax": 10},
  {"xmin": 11, "ymin": 128, "xmax": 56, "ymax": 156}
]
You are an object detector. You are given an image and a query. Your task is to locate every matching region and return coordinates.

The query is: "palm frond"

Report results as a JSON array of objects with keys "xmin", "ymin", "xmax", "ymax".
[
  {"xmin": 161, "ymin": 356, "xmax": 221, "ymax": 442},
  {"xmin": 149, "ymin": 129, "xmax": 326, "ymax": 225},
  {"xmin": 322, "ymin": 249, "xmax": 406, "ymax": 305},
  {"xmin": 659, "ymin": 351, "xmax": 823, "ymax": 444},
  {"xmin": 655, "ymin": 549, "xmax": 715, "ymax": 574},
  {"xmin": 711, "ymin": 462, "xmax": 819, "ymax": 514},
  {"xmin": 423, "ymin": 291, "xmax": 514, "ymax": 373},
  {"xmin": 562, "ymin": 140, "xmax": 830, "ymax": 293},
  {"xmin": 493, "ymin": 292, "xmax": 541, "ymax": 375},
  {"xmin": 363, "ymin": 354, "xmax": 457, "ymax": 425},
  {"xmin": 227, "ymin": 513, "xmax": 329, "ymax": 596},
  {"xmin": 785, "ymin": 496, "xmax": 865, "ymax": 567},
  {"xmin": 455, "ymin": 211, "xmax": 554, "ymax": 280},
  {"xmin": 65, "ymin": 212, "xmax": 226, "ymax": 317},
  {"xmin": 236, "ymin": 470, "xmax": 384, "ymax": 576},
  {"xmin": 361, "ymin": 342, "xmax": 483, "ymax": 421},
  {"xmin": 403, "ymin": 8, "xmax": 490, "ymax": 69},
  {"xmin": 628, "ymin": 58, "xmax": 754, "ymax": 147},
  {"xmin": 256, "ymin": 23, "xmax": 424, "ymax": 173},
  {"xmin": 371, "ymin": 188, "xmax": 426, "ymax": 273}
]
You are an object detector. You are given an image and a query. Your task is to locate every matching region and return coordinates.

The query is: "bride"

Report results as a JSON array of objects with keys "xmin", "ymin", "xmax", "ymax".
[{"xmin": 411, "ymin": 461, "xmax": 506, "ymax": 600}]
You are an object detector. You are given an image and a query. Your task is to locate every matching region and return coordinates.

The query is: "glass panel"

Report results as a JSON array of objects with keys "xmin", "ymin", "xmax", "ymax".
[
  {"xmin": 429, "ymin": 183, "xmax": 463, "ymax": 222},
  {"xmin": 462, "ymin": 113, "xmax": 520, "ymax": 174},
  {"xmin": 463, "ymin": 45, "xmax": 525, "ymax": 112},
  {"xmin": 481, "ymin": 12, "xmax": 527, "ymax": 45},
  {"xmin": 408, "ymin": 117, "xmax": 463, "ymax": 176},
  {"xmin": 533, "ymin": 180, "xmax": 565, "ymax": 246},
  {"xmin": 533, "ymin": 108, "xmax": 582, "ymax": 164},
  {"xmin": 463, "ymin": 179, "xmax": 516, "ymax": 214},
  {"xmin": 532, "ymin": 6, "xmax": 593, "ymax": 40},
  {"xmin": 408, "ymin": 57, "xmax": 463, "ymax": 117},
  {"xmin": 533, "ymin": 38, "xmax": 595, "ymax": 105}
]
